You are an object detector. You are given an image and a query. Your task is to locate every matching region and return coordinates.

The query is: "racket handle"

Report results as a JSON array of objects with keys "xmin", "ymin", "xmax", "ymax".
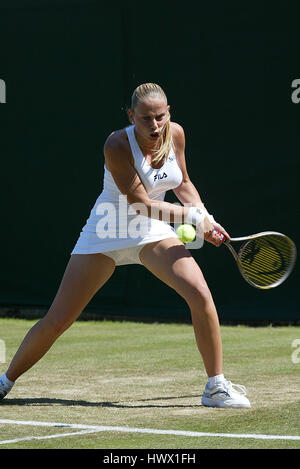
[{"xmin": 213, "ymin": 229, "xmax": 226, "ymax": 243}]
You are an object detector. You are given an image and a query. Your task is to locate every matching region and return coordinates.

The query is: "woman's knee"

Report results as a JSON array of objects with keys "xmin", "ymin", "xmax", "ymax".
[
  {"xmin": 180, "ymin": 280, "xmax": 213, "ymax": 310},
  {"xmin": 41, "ymin": 308, "xmax": 78, "ymax": 337}
]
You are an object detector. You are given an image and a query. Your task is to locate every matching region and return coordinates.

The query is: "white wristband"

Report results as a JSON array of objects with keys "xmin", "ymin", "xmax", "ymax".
[{"xmin": 185, "ymin": 207, "xmax": 206, "ymax": 226}]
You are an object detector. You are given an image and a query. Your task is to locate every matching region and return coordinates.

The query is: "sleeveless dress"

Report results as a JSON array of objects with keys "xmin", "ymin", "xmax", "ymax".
[{"xmin": 71, "ymin": 125, "xmax": 183, "ymax": 265}]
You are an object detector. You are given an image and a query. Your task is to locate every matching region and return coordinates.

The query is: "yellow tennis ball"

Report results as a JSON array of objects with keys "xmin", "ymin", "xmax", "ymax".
[{"xmin": 176, "ymin": 224, "xmax": 196, "ymax": 243}]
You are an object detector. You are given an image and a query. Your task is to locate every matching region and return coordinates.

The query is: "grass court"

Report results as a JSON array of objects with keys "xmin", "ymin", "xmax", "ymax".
[{"xmin": 0, "ymin": 318, "xmax": 299, "ymax": 449}]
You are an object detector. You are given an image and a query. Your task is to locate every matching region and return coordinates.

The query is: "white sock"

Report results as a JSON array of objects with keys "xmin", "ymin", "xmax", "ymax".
[
  {"xmin": 0, "ymin": 373, "xmax": 15, "ymax": 390},
  {"xmin": 207, "ymin": 374, "xmax": 225, "ymax": 388}
]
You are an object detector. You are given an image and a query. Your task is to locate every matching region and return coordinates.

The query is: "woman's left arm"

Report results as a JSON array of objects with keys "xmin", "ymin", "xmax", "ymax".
[
  {"xmin": 171, "ymin": 123, "xmax": 205, "ymax": 208},
  {"xmin": 171, "ymin": 123, "xmax": 230, "ymax": 243}
]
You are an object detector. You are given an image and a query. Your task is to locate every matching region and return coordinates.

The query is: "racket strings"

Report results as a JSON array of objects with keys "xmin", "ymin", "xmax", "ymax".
[{"xmin": 238, "ymin": 236, "xmax": 295, "ymax": 287}]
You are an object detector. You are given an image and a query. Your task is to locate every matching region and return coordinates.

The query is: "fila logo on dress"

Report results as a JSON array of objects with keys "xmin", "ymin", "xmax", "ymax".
[{"xmin": 154, "ymin": 172, "xmax": 168, "ymax": 182}]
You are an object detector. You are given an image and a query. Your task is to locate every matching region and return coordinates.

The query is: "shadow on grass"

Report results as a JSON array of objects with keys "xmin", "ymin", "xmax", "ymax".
[{"xmin": 0, "ymin": 394, "xmax": 203, "ymax": 408}]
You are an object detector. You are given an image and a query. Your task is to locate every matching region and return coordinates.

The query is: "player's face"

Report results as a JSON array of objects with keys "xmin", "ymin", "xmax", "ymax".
[{"xmin": 128, "ymin": 97, "xmax": 170, "ymax": 144}]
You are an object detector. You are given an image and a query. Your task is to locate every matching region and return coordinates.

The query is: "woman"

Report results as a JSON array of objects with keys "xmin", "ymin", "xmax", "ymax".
[{"xmin": 0, "ymin": 83, "xmax": 250, "ymax": 408}]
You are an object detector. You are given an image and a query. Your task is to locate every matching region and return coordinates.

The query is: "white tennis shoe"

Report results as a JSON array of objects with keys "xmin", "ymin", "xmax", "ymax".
[
  {"xmin": 202, "ymin": 379, "xmax": 251, "ymax": 408},
  {"xmin": 0, "ymin": 374, "xmax": 13, "ymax": 401}
]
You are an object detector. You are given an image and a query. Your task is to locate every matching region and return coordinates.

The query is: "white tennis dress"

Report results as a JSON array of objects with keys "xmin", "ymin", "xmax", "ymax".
[{"xmin": 71, "ymin": 125, "xmax": 183, "ymax": 265}]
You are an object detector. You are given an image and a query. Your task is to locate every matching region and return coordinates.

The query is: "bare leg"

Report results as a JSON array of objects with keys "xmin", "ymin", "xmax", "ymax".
[
  {"xmin": 6, "ymin": 253, "xmax": 115, "ymax": 382},
  {"xmin": 139, "ymin": 238, "xmax": 223, "ymax": 377}
]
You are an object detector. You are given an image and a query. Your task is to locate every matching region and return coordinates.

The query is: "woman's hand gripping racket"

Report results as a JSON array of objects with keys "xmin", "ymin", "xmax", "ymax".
[{"xmin": 214, "ymin": 230, "xmax": 297, "ymax": 289}]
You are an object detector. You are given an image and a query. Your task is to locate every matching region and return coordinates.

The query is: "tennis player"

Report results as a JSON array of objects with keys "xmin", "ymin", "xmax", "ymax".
[{"xmin": 0, "ymin": 83, "xmax": 250, "ymax": 408}]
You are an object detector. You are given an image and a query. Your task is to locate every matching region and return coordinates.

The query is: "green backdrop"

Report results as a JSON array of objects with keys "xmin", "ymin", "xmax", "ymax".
[{"xmin": 0, "ymin": 1, "xmax": 299, "ymax": 322}]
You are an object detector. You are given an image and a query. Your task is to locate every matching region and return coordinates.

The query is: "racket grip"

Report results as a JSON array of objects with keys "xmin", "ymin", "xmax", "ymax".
[{"xmin": 213, "ymin": 229, "xmax": 226, "ymax": 243}]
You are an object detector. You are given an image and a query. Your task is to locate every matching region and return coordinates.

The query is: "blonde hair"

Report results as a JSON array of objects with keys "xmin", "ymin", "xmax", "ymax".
[{"xmin": 131, "ymin": 83, "xmax": 173, "ymax": 165}]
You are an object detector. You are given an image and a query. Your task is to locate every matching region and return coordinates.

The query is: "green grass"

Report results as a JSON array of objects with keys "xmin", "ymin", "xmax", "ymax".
[{"xmin": 0, "ymin": 318, "xmax": 300, "ymax": 449}]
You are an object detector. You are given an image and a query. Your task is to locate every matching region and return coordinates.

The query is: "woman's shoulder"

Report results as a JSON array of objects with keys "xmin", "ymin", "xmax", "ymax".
[
  {"xmin": 170, "ymin": 121, "xmax": 185, "ymax": 148},
  {"xmin": 103, "ymin": 127, "xmax": 133, "ymax": 167},
  {"xmin": 170, "ymin": 121, "xmax": 184, "ymax": 133},
  {"xmin": 103, "ymin": 127, "xmax": 129, "ymax": 152}
]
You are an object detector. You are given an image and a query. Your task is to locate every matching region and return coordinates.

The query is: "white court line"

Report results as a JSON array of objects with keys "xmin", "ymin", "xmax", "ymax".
[
  {"xmin": 0, "ymin": 419, "xmax": 300, "ymax": 443},
  {"xmin": 0, "ymin": 429, "xmax": 100, "ymax": 445}
]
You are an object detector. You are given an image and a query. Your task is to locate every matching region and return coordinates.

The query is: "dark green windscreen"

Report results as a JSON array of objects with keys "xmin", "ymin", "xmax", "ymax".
[{"xmin": 0, "ymin": 2, "xmax": 299, "ymax": 322}]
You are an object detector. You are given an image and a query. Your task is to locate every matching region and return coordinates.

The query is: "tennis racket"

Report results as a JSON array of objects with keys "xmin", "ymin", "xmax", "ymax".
[{"xmin": 214, "ymin": 230, "xmax": 297, "ymax": 289}]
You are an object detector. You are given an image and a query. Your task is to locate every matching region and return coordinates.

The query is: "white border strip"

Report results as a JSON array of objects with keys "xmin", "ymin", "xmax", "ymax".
[{"xmin": 0, "ymin": 419, "xmax": 300, "ymax": 443}]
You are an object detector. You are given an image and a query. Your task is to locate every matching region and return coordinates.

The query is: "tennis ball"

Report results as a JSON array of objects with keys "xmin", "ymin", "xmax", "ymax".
[{"xmin": 176, "ymin": 224, "xmax": 196, "ymax": 243}]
